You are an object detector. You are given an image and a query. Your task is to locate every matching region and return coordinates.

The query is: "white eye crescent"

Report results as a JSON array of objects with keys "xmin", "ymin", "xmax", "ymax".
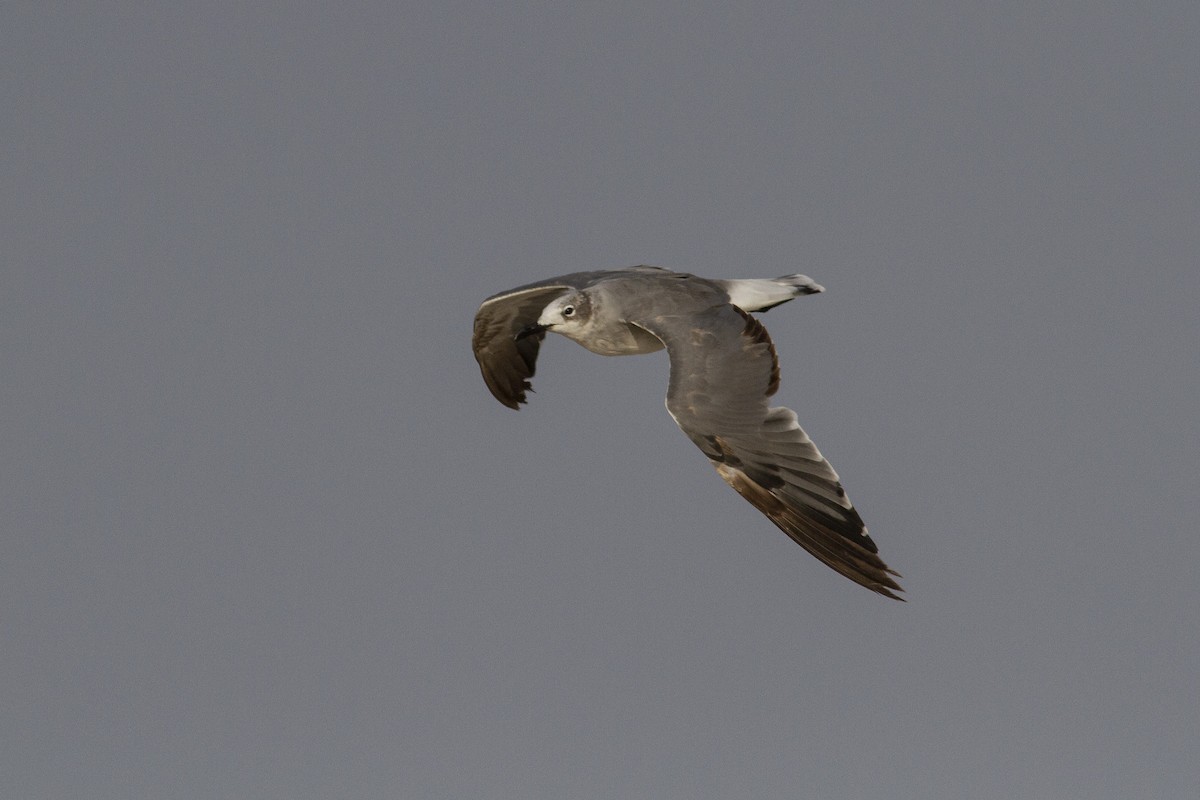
[{"xmin": 562, "ymin": 305, "xmax": 576, "ymax": 318}]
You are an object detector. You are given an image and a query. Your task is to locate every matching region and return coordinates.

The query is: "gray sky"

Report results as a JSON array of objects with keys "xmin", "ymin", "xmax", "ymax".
[{"xmin": 4, "ymin": 2, "xmax": 1198, "ymax": 798}]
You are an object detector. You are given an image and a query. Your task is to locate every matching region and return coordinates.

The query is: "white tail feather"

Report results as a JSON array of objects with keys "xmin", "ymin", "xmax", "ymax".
[{"xmin": 719, "ymin": 274, "xmax": 825, "ymax": 312}]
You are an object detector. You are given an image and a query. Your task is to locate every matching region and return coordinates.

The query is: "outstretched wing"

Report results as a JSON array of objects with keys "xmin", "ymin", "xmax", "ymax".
[{"xmin": 643, "ymin": 304, "xmax": 904, "ymax": 599}]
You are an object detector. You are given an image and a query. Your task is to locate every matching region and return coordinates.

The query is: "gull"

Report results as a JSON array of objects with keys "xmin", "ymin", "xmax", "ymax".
[{"xmin": 472, "ymin": 266, "xmax": 903, "ymax": 600}]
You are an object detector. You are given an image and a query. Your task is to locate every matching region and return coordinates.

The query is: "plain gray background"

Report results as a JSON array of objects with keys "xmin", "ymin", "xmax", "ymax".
[{"xmin": 4, "ymin": 3, "xmax": 1198, "ymax": 798}]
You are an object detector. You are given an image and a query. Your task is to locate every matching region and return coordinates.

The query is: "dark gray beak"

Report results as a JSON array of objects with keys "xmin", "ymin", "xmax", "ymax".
[{"xmin": 515, "ymin": 322, "xmax": 549, "ymax": 341}]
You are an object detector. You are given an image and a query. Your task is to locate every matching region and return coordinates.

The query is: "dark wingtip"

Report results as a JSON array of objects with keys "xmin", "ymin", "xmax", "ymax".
[
  {"xmin": 497, "ymin": 384, "xmax": 532, "ymax": 410},
  {"xmin": 873, "ymin": 579, "xmax": 906, "ymax": 601}
]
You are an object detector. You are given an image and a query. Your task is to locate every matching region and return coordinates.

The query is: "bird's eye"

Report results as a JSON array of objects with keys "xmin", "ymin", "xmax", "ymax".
[{"xmin": 562, "ymin": 305, "xmax": 575, "ymax": 318}]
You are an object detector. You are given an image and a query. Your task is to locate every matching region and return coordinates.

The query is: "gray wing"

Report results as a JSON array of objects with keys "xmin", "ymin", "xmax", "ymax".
[
  {"xmin": 472, "ymin": 268, "xmax": 672, "ymax": 408},
  {"xmin": 641, "ymin": 304, "xmax": 904, "ymax": 599}
]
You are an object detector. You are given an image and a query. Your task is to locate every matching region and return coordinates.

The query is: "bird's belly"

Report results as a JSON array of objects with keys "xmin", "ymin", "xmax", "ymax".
[{"xmin": 574, "ymin": 323, "xmax": 665, "ymax": 356}]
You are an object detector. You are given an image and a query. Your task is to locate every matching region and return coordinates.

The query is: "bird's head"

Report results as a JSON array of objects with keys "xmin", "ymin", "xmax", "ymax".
[{"xmin": 516, "ymin": 291, "xmax": 592, "ymax": 341}]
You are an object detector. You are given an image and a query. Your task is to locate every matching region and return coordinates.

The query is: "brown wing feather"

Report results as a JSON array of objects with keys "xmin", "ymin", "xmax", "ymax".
[{"xmin": 472, "ymin": 285, "xmax": 573, "ymax": 408}]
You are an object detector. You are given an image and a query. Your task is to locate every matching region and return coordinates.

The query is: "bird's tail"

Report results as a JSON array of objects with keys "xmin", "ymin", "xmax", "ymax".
[{"xmin": 719, "ymin": 274, "xmax": 825, "ymax": 313}]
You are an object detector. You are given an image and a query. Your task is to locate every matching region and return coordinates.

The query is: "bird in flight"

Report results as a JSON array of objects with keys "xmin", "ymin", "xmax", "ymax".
[{"xmin": 472, "ymin": 266, "xmax": 903, "ymax": 600}]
